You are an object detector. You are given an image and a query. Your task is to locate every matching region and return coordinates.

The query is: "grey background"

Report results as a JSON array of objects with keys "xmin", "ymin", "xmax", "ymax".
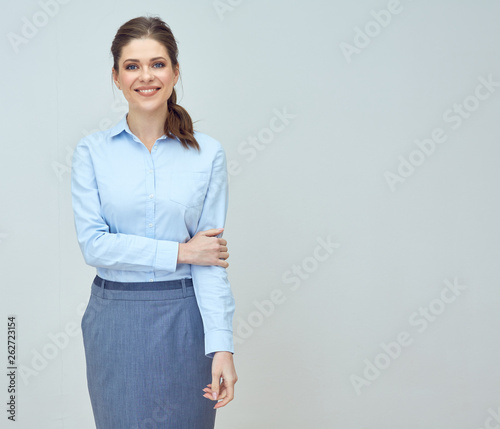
[{"xmin": 1, "ymin": 0, "xmax": 499, "ymax": 428}]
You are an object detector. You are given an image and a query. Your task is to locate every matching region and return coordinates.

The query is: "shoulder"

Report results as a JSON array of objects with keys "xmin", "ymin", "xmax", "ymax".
[
  {"xmin": 77, "ymin": 114, "xmax": 126, "ymax": 150},
  {"xmin": 192, "ymin": 132, "xmax": 228, "ymax": 174},
  {"xmin": 193, "ymin": 131, "xmax": 224, "ymax": 152},
  {"xmin": 72, "ymin": 126, "xmax": 118, "ymax": 168},
  {"xmin": 77, "ymin": 128, "xmax": 114, "ymax": 149}
]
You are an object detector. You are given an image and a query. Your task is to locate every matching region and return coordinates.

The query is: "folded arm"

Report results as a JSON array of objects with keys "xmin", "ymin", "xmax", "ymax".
[{"xmin": 71, "ymin": 140, "xmax": 179, "ymax": 272}]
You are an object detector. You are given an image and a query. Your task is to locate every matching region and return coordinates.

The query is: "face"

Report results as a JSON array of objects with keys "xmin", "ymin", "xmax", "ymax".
[{"xmin": 112, "ymin": 38, "xmax": 179, "ymax": 114}]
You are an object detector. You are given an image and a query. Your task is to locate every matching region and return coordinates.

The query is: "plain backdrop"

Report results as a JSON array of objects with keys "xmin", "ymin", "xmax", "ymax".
[{"xmin": 1, "ymin": 1, "xmax": 500, "ymax": 428}]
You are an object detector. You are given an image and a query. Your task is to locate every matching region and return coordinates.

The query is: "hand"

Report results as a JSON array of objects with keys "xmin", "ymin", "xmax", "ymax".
[
  {"xmin": 202, "ymin": 351, "xmax": 238, "ymax": 409},
  {"xmin": 178, "ymin": 228, "xmax": 229, "ymax": 267}
]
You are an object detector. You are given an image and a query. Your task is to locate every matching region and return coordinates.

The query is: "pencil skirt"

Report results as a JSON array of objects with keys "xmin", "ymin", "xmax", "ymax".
[{"xmin": 81, "ymin": 275, "xmax": 216, "ymax": 429}]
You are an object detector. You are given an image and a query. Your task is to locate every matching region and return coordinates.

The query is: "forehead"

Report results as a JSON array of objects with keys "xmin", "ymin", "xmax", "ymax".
[{"xmin": 120, "ymin": 38, "xmax": 169, "ymax": 62}]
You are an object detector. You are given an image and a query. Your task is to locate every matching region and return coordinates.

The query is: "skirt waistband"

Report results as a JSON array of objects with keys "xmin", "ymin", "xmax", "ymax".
[{"xmin": 93, "ymin": 275, "xmax": 193, "ymax": 291}]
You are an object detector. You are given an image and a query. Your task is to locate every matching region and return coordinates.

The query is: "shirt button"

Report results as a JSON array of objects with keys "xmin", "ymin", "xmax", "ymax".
[
  {"xmin": 149, "ymin": 194, "xmax": 154, "ymax": 199},
  {"xmin": 149, "ymin": 169, "xmax": 153, "ymax": 174},
  {"xmin": 148, "ymin": 223, "xmax": 153, "ymax": 228},
  {"xmin": 149, "ymin": 279, "xmax": 154, "ymax": 282}
]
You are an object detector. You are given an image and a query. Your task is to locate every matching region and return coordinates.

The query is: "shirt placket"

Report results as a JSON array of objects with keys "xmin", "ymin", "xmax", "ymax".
[{"xmin": 145, "ymin": 142, "xmax": 158, "ymax": 281}]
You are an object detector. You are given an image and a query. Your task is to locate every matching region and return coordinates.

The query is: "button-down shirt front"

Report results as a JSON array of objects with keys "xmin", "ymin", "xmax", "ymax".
[{"xmin": 71, "ymin": 113, "xmax": 235, "ymax": 357}]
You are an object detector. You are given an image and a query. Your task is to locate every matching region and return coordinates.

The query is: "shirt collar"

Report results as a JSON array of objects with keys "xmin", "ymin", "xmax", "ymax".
[
  {"xmin": 109, "ymin": 113, "xmax": 169, "ymax": 141},
  {"xmin": 109, "ymin": 113, "xmax": 129, "ymax": 139}
]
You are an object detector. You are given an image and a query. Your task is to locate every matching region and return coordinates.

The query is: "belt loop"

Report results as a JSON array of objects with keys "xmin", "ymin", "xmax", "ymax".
[
  {"xmin": 99, "ymin": 276, "xmax": 107, "ymax": 298},
  {"xmin": 181, "ymin": 278, "xmax": 187, "ymax": 298}
]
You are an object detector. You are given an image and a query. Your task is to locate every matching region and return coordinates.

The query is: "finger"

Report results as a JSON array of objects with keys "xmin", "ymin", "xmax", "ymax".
[
  {"xmin": 214, "ymin": 381, "xmax": 234, "ymax": 409},
  {"xmin": 202, "ymin": 385, "xmax": 216, "ymax": 401},
  {"xmin": 216, "ymin": 388, "xmax": 227, "ymax": 400},
  {"xmin": 210, "ymin": 373, "xmax": 220, "ymax": 401},
  {"xmin": 203, "ymin": 228, "xmax": 224, "ymax": 237},
  {"xmin": 215, "ymin": 381, "xmax": 227, "ymax": 398},
  {"xmin": 217, "ymin": 260, "xmax": 229, "ymax": 268},
  {"xmin": 204, "ymin": 385, "xmax": 226, "ymax": 397},
  {"xmin": 213, "ymin": 395, "xmax": 231, "ymax": 409}
]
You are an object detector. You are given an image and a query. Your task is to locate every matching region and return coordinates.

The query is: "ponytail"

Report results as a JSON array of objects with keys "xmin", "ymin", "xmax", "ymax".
[{"xmin": 165, "ymin": 88, "xmax": 200, "ymax": 151}]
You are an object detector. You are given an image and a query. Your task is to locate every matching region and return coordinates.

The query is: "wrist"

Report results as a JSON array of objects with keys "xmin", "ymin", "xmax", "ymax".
[
  {"xmin": 177, "ymin": 243, "xmax": 191, "ymax": 264},
  {"xmin": 213, "ymin": 351, "xmax": 233, "ymax": 358}
]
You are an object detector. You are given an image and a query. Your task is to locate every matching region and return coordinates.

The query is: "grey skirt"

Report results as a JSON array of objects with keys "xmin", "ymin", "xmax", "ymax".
[{"xmin": 81, "ymin": 275, "xmax": 216, "ymax": 429}]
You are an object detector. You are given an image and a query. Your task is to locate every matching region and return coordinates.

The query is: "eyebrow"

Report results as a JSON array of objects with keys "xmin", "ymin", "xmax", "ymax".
[{"xmin": 123, "ymin": 57, "xmax": 167, "ymax": 63}]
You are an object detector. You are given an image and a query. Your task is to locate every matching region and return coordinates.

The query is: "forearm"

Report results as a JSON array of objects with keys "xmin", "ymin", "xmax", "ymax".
[
  {"xmin": 191, "ymin": 264, "xmax": 235, "ymax": 358},
  {"xmin": 78, "ymin": 230, "xmax": 180, "ymax": 273}
]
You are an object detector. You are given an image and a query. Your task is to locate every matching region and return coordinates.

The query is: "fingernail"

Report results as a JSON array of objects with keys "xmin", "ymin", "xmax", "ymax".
[{"xmin": 212, "ymin": 392, "xmax": 218, "ymax": 400}]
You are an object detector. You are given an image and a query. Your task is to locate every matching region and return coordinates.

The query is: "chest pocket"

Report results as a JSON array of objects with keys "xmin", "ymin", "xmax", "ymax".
[{"xmin": 168, "ymin": 171, "xmax": 210, "ymax": 208}]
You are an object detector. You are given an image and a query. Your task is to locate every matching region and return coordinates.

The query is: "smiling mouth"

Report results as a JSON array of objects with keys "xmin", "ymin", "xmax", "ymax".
[{"xmin": 135, "ymin": 88, "xmax": 161, "ymax": 93}]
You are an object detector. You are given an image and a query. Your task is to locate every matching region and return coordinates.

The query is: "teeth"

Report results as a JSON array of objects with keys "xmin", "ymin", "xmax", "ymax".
[{"xmin": 138, "ymin": 88, "xmax": 158, "ymax": 93}]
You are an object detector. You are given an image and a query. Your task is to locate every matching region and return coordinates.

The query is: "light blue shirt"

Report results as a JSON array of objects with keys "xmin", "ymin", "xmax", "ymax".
[{"xmin": 71, "ymin": 113, "xmax": 235, "ymax": 358}]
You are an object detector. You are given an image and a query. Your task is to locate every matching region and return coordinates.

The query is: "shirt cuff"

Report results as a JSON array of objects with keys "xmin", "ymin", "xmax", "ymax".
[
  {"xmin": 154, "ymin": 240, "xmax": 179, "ymax": 273},
  {"xmin": 204, "ymin": 330, "xmax": 234, "ymax": 359}
]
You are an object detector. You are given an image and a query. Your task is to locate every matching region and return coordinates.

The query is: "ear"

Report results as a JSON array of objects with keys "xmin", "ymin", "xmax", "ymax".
[
  {"xmin": 174, "ymin": 64, "xmax": 180, "ymax": 85},
  {"xmin": 112, "ymin": 68, "xmax": 120, "ymax": 89}
]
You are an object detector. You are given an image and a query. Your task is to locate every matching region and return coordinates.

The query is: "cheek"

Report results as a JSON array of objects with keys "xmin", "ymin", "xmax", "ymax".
[
  {"xmin": 159, "ymin": 70, "xmax": 176, "ymax": 84},
  {"xmin": 122, "ymin": 76, "xmax": 136, "ymax": 88}
]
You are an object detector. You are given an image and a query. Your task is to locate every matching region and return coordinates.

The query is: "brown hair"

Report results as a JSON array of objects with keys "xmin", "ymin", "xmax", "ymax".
[{"xmin": 111, "ymin": 16, "xmax": 199, "ymax": 151}]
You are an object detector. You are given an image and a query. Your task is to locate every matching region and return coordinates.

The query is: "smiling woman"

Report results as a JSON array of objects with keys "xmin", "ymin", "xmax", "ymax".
[
  {"xmin": 71, "ymin": 15, "xmax": 238, "ymax": 429},
  {"xmin": 111, "ymin": 36, "xmax": 182, "ymax": 152}
]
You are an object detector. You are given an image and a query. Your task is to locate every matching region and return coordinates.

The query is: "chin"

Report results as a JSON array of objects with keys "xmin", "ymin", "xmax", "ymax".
[{"xmin": 132, "ymin": 101, "xmax": 168, "ymax": 112}]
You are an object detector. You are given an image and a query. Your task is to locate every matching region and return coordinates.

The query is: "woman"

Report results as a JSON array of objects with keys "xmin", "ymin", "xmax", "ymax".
[{"xmin": 71, "ymin": 15, "xmax": 237, "ymax": 428}]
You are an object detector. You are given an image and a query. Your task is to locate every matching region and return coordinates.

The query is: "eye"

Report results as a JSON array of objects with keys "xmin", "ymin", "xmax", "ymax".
[{"xmin": 125, "ymin": 62, "xmax": 164, "ymax": 70}]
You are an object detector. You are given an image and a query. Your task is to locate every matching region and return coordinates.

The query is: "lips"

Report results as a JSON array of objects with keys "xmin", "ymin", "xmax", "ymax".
[{"xmin": 135, "ymin": 87, "xmax": 160, "ymax": 93}]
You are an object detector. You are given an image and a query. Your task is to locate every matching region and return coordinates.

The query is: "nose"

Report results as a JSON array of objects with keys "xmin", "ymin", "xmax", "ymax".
[{"xmin": 140, "ymin": 67, "xmax": 154, "ymax": 82}]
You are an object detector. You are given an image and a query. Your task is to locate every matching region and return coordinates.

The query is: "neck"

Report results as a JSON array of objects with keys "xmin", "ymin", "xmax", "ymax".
[{"xmin": 126, "ymin": 106, "xmax": 168, "ymax": 142}]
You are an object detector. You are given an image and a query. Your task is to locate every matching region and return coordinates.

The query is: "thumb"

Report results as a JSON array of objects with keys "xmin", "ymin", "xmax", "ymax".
[
  {"xmin": 211, "ymin": 372, "xmax": 220, "ymax": 401},
  {"xmin": 203, "ymin": 228, "xmax": 224, "ymax": 237}
]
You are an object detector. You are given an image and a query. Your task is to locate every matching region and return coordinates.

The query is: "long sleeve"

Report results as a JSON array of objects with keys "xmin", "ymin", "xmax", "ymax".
[
  {"xmin": 190, "ymin": 143, "xmax": 236, "ymax": 358},
  {"xmin": 71, "ymin": 139, "xmax": 179, "ymax": 273}
]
